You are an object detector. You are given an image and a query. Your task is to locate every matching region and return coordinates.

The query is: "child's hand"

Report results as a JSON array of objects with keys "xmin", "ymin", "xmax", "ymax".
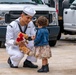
[{"xmin": 31, "ymin": 36, "xmax": 35, "ymax": 40}]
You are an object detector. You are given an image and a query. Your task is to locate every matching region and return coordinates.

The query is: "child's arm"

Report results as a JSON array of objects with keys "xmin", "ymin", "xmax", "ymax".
[{"xmin": 34, "ymin": 30, "xmax": 42, "ymax": 45}]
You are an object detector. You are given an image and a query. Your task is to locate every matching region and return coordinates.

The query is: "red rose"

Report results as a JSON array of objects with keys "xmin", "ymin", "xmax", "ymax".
[
  {"xmin": 19, "ymin": 33, "xmax": 24, "ymax": 38},
  {"xmin": 16, "ymin": 32, "xmax": 24, "ymax": 42},
  {"xmin": 16, "ymin": 38, "xmax": 21, "ymax": 42}
]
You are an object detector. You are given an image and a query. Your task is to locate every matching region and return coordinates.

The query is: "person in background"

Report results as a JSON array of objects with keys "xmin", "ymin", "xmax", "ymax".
[
  {"xmin": 5, "ymin": 6, "xmax": 38, "ymax": 68},
  {"xmin": 33, "ymin": 16, "xmax": 52, "ymax": 72}
]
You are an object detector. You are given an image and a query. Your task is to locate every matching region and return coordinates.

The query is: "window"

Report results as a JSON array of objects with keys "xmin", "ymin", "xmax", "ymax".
[{"xmin": 0, "ymin": 0, "xmax": 43, "ymax": 4}]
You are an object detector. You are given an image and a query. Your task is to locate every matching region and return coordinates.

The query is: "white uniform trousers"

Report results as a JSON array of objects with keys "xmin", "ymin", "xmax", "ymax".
[{"xmin": 6, "ymin": 41, "xmax": 37, "ymax": 66}]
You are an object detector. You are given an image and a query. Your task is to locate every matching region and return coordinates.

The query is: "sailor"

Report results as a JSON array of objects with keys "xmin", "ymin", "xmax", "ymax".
[{"xmin": 5, "ymin": 6, "xmax": 38, "ymax": 68}]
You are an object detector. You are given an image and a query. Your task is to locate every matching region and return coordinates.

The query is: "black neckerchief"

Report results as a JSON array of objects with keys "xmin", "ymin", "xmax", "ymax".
[
  {"xmin": 15, "ymin": 20, "xmax": 27, "ymax": 33},
  {"xmin": 15, "ymin": 20, "xmax": 32, "ymax": 41}
]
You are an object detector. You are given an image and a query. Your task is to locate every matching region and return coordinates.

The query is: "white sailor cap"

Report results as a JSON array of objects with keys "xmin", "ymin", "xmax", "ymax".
[{"xmin": 23, "ymin": 6, "xmax": 36, "ymax": 16}]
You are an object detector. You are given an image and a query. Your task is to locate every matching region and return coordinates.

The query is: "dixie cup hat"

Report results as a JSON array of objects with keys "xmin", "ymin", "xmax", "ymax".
[{"xmin": 23, "ymin": 6, "xmax": 36, "ymax": 16}]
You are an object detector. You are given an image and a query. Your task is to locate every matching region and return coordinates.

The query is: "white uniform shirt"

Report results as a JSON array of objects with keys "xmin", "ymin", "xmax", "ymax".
[{"xmin": 5, "ymin": 18, "xmax": 36, "ymax": 49}]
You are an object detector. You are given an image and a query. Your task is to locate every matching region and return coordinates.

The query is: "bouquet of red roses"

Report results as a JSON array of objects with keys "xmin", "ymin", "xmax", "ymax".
[{"xmin": 16, "ymin": 32, "xmax": 30, "ymax": 55}]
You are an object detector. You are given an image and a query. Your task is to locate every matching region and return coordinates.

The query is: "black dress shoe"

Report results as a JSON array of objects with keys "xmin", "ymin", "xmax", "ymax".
[
  {"xmin": 23, "ymin": 59, "xmax": 38, "ymax": 68},
  {"xmin": 7, "ymin": 57, "xmax": 18, "ymax": 68},
  {"xmin": 8, "ymin": 57, "xmax": 11, "ymax": 65}
]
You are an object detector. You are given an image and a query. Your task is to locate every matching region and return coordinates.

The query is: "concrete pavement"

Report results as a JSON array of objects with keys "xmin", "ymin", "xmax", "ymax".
[{"xmin": 0, "ymin": 45, "xmax": 76, "ymax": 75}]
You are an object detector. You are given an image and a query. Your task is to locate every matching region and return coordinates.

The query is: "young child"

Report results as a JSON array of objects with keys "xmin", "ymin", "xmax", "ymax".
[{"xmin": 33, "ymin": 16, "xmax": 52, "ymax": 73}]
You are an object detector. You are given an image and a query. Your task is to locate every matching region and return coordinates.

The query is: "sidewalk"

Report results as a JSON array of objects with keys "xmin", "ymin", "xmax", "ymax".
[{"xmin": 0, "ymin": 46, "xmax": 76, "ymax": 75}]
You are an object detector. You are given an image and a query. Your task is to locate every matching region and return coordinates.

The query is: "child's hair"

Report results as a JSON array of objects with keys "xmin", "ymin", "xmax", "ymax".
[{"xmin": 36, "ymin": 16, "xmax": 49, "ymax": 26}]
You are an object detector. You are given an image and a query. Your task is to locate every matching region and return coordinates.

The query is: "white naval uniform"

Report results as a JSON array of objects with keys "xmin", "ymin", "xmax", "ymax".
[{"xmin": 5, "ymin": 18, "xmax": 37, "ymax": 66}]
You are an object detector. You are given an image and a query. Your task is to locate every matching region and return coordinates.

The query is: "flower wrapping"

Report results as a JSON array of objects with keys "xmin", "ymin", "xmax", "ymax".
[{"xmin": 16, "ymin": 32, "xmax": 30, "ymax": 55}]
